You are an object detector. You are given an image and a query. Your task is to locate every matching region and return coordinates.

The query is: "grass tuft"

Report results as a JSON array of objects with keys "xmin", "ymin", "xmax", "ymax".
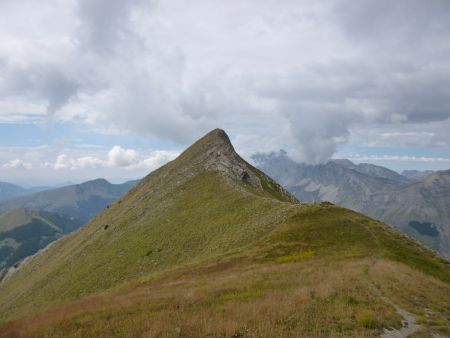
[
  {"xmin": 219, "ymin": 289, "xmax": 263, "ymax": 302},
  {"xmin": 356, "ymin": 310, "xmax": 378, "ymax": 328},
  {"xmin": 275, "ymin": 250, "xmax": 315, "ymax": 263}
]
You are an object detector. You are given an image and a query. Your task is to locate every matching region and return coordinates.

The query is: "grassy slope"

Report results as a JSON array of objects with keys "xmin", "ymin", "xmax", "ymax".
[
  {"xmin": 0, "ymin": 208, "xmax": 33, "ymax": 232},
  {"xmin": 0, "ymin": 208, "xmax": 82, "ymax": 269},
  {"xmin": 0, "ymin": 130, "xmax": 299, "ymax": 321},
  {"xmin": 1, "ymin": 204, "xmax": 450, "ymax": 337}
]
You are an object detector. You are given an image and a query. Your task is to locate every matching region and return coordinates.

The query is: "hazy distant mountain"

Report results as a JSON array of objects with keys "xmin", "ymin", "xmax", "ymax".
[
  {"xmin": 0, "ymin": 207, "xmax": 82, "ymax": 269},
  {"xmin": 402, "ymin": 169, "xmax": 434, "ymax": 182},
  {"xmin": 253, "ymin": 151, "xmax": 450, "ymax": 257},
  {"xmin": 0, "ymin": 178, "xmax": 139, "ymax": 223},
  {"xmin": 0, "ymin": 182, "xmax": 50, "ymax": 202},
  {"xmin": 332, "ymin": 159, "xmax": 411, "ymax": 185},
  {"xmin": 0, "ymin": 183, "xmax": 25, "ymax": 202},
  {"xmin": 252, "ymin": 152, "xmax": 409, "ymax": 205}
]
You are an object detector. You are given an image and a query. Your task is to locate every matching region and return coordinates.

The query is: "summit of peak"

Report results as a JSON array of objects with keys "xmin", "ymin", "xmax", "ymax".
[
  {"xmin": 175, "ymin": 128, "xmax": 236, "ymax": 165},
  {"xmin": 196, "ymin": 128, "xmax": 234, "ymax": 150},
  {"xmin": 207, "ymin": 128, "xmax": 228, "ymax": 139}
]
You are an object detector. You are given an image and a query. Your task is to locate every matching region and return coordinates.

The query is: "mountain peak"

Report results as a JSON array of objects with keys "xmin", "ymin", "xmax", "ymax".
[
  {"xmin": 81, "ymin": 178, "xmax": 111, "ymax": 187},
  {"xmin": 167, "ymin": 129, "xmax": 297, "ymax": 202},
  {"xmin": 136, "ymin": 128, "xmax": 298, "ymax": 205},
  {"xmin": 204, "ymin": 128, "xmax": 231, "ymax": 143},
  {"xmin": 190, "ymin": 128, "xmax": 235, "ymax": 154},
  {"xmin": 331, "ymin": 158, "xmax": 355, "ymax": 168}
]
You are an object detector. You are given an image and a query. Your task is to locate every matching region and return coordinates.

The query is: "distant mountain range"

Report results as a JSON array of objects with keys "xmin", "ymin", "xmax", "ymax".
[
  {"xmin": 0, "ymin": 182, "xmax": 50, "ymax": 202},
  {"xmin": 0, "ymin": 178, "xmax": 139, "ymax": 223},
  {"xmin": 401, "ymin": 169, "xmax": 434, "ymax": 182},
  {"xmin": 253, "ymin": 151, "xmax": 450, "ymax": 257},
  {"xmin": 0, "ymin": 178, "xmax": 139, "ymax": 268}
]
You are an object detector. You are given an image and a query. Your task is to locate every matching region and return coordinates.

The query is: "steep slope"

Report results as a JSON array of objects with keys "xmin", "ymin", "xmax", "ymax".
[
  {"xmin": 0, "ymin": 129, "xmax": 298, "ymax": 319},
  {"xmin": 0, "ymin": 178, "xmax": 138, "ymax": 223},
  {"xmin": 360, "ymin": 170, "xmax": 450, "ymax": 257},
  {"xmin": 0, "ymin": 207, "xmax": 82, "ymax": 270},
  {"xmin": 0, "ymin": 130, "xmax": 449, "ymax": 337}
]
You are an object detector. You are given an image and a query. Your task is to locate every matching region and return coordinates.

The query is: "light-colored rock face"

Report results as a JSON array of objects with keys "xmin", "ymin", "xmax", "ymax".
[
  {"xmin": 196, "ymin": 129, "xmax": 264, "ymax": 189},
  {"xmin": 402, "ymin": 170, "xmax": 434, "ymax": 182},
  {"xmin": 253, "ymin": 152, "xmax": 450, "ymax": 258}
]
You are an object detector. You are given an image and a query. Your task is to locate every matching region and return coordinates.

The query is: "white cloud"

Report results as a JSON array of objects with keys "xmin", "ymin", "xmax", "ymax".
[
  {"xmin": 1, "ymin": 159, "xmax": 32, "ymax": 169},
  {"xmin": 107, "ymin": 146, "xmax": 139, "ymax": 167},
  {"xmin": 130, "ymin": 150, "xmax": 179, "ymax": 170},
  {"xmin": 53, "ymin": 146, "xmax": 179, "ymax": 171},
  {"xmin": 54, "ymin": 153, "xmax": 104, "ymax": 170}
]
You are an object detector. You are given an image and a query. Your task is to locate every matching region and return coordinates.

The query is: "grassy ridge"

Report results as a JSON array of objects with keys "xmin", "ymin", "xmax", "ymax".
[
  {"xmin": 1, "ymin": 204, "xmax": 450, "ymax": 337},
  {"xmin": 257, "ymin": 204, "xmax": 450, "ymax": 283},
  {"xmin": 0, "ymin": 171, "xmax": 297, "ymax": 320}
]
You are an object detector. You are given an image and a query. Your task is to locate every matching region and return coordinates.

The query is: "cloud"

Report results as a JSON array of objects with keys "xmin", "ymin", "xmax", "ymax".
[
  {"xmin": 334, "ymin": 0, "xmax": 450, "ymax": 48},
  {"xmin": 107, "ymin": 146, "xmax": 139, "ymax": 167},
  {"xmin": 76, "ymin": 0, "xmax": 152, "ymax": 56},
  {"xmin": 54, "ymin": 146, "xmax": 179, "ymax": 171},
  {"xmin": 1, "ymin": 159, "xmax": 32, "ymax": 169},
  {"xmin": 1, "ymin": 0, "xmax": 450, "ymax": 163},
  {"xmin": 106, "ymin": 146, "xmax": 179, "ymax": 169},
  {"xmin": 54, "ymin": 153, "xmax": 104, "ymax": 170},
  {"xmin": 344, "ymin": 154, "xmax": 450, "ymax": 163},
  {"xmin": 132, "ymin": 150, "xmax": 179, "ymax": 170}
]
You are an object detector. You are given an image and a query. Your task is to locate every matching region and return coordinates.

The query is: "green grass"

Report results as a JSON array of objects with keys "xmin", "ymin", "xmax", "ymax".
[
  {"xmin": 275, "ymin": 250, "xmax": 315, "ymax": 263},
  {"xmin": 1, "ymin": 187, "xmax": 450, "ymax": 333},
  {"xmin": 0, "ymin": 130, "xmax": 303, "ymax": 321},
  {"xmin": 219, "ymin": 289, "xmax": 263, "ymax": 302},
  {"xmin": 0, "ymin": 170, "xmax": 297, "ymax": 320},
  {"xmin": 1, "ymin": 203, "xmax": 450, "ymax": 337},
  {"xmin": 356, "ymin": 310, "xmax": 378, "ymax": 328},
  {"xmin": 0, "ymin": 208, "xmax": 33, "ymax": 232},
  {"xmin": 254, "ymin": 204, "xmax": 450, "ymax": 284}
]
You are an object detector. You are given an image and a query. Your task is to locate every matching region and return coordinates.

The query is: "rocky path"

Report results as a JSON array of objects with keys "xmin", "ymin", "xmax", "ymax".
[{"xmin": 374, "ymin": 288, "xmax": 422, "ymax": 338}]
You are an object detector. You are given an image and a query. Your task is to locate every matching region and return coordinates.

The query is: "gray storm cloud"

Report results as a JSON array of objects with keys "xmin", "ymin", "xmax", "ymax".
[
  {"xmin": 76, "ymin": 0, "xmax": 153, "ymax": 55},
  {"xmin": 0, "ymin": 0, "xmax": 450, "ymax": 162}
]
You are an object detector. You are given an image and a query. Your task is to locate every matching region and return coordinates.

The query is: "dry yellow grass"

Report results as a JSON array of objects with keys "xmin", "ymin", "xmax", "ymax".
[{"xmin": 2, "ymin": 253, "xmax": 449, "ymax": 337}]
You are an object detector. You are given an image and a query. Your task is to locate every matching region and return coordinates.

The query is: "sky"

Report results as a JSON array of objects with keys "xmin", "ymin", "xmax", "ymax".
[{"xmin": 1, "ymin": 0, "xmax": 450, "ymax": 186}]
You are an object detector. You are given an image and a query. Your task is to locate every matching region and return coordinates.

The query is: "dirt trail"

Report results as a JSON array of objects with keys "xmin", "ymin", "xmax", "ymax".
[{"xmin": 374, "ymin": 288, "xmax": 422, "ymax": 338}]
